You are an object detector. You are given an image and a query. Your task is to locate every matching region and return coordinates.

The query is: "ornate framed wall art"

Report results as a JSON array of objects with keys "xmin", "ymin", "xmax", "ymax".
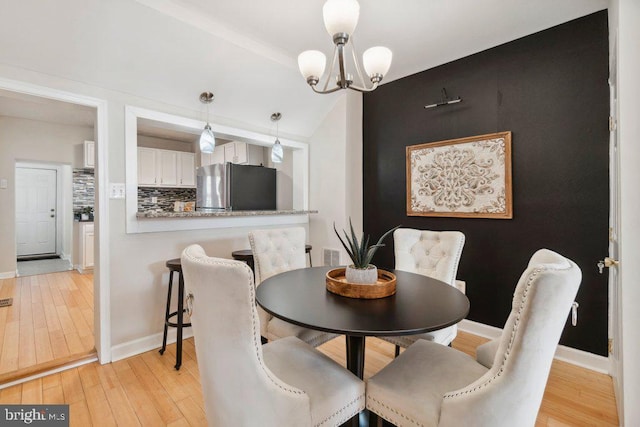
[{"xmin": 406, "ymin": 131, "xmax": 513, "ymax": 219}]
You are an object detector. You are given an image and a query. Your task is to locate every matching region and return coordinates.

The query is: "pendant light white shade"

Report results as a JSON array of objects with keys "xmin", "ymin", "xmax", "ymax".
[
  {"xmin": 323, "ymin": 0, "xmax": 360, "ymax": 36},
  {"xmin": 363, "ymin": 46, "xmax": 393, "ymax": 78},
  {"xmin": 270, "ymin": 112, "xmax": 283, "ymax": 163},
  {"xmin": 298, "ymin": 50, "xmax": 327, "ymax": 80},
  {"xmin": 271, "ymin": 139, "xmax": 283, "ymax": 163},
  {"xmin": 200, "ymin": 124, "xmax": 215, "ymax": 154}
]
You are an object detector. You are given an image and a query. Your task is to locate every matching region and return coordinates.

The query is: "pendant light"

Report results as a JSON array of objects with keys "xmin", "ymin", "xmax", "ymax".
[
  {"xmin": 271, "ymin": 112, "xmax": 283, "ymax": 163},
  {"xmin": 199, "ymin": 92, "xmax": 216, "ymax": 153}
]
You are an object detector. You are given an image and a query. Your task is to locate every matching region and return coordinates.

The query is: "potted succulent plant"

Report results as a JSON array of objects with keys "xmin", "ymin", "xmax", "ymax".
[{"xmin": 334, "ymin": 219, "xmax": 400, "ymax": 284}]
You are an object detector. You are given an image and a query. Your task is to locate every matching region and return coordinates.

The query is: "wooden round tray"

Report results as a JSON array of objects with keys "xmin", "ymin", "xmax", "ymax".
[{"xmin": 326, "ymin": 268, "xmax": 397, "ymax": 299}]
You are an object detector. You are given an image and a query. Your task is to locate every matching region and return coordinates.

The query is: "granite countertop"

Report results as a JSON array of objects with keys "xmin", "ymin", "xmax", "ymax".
[{"xmin": 136, "ymin": 209, "xmax": 318, "ymax": 219}]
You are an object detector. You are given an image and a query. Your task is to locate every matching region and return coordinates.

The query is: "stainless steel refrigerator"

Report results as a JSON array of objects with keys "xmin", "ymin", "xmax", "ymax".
[{"xmin": 196, "ymin": 163, "xmax": 277, "ymax": 211}]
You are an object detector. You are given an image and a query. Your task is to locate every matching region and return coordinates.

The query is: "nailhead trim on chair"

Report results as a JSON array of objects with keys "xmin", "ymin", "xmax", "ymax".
[
  {"xmin": 367, "ymin": 395, "xmax": 425, "ymax": 427},
  {"xmin": 442, "ymin": 268, "xmax": 540, "ymax": 399},
  {"xmin": 185, "ymin": 253, "xmax": 305, "ymax": 397},
  {"xmin": 443, "ymin": 263, "xmax": 571, "ymax": 400},
  {"xmin": 317, "ymin": 394, "xmax": 365, "ymax": 427}
]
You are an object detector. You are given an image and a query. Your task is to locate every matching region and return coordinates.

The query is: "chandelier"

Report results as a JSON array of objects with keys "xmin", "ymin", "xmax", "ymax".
[{"xmin": 297, "ymin": 0, "xmax": 392, "ymax": 94}]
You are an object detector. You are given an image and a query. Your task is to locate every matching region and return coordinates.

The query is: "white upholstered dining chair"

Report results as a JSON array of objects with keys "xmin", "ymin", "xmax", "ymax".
[
  {"xmin": 366, "ymin": 249, "xmax": 582, "ymax": 427},
  {"xmin": 181, "ymin": 244, "xmax": 365, "ymax": 427},
  {"xmin": 249, "ymin": 227, "xmax": 338, "ymax": 346},
  {"xmin": 379, "ymin": 229, "xmax": 465, "ymax": 355}
]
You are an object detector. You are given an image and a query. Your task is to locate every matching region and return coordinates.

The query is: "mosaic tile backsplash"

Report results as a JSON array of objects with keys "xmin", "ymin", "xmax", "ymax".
[
  {"xmin": 138, "ymin": 187, "xmax": 196, "ymax": 212},
  {"xmin": 73, "ymin": 168, "xmax": 95, "ymax": 213}
]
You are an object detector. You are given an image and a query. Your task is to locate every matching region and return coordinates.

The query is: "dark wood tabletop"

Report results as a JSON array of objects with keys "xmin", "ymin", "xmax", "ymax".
[{"xmin": 256, "ymin": 266, "xmax": 469, "ymax": 338}]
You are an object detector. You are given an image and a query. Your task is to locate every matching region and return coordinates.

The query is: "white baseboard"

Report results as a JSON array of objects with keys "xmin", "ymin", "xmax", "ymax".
[
  {"xmin": 110, "ymin": 328, "xmax": 194, "ymax": 362},
  {"xmin": 0, "ymin": 271, "xmax": 16, "ymax": 279},
  {"xmin": 459, "ymin": 319, "xmax": 610, "ymax": 374}
]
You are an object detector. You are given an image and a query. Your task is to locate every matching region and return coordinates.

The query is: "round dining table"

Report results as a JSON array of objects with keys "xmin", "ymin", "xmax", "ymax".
[{"xmin": 256, "ymin": 266, "xmax": 470, "ymax": 380}]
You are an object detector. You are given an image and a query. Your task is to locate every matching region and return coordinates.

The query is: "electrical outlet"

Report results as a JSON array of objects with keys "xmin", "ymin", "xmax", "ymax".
[{"xmin": 151, "ymin": 196, "xmax": 158, "ymax": 204}]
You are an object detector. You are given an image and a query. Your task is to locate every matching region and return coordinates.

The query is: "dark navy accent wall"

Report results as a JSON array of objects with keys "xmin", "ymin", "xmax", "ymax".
[{"xmin": 362, "ymin": 11, "xmax": 609, "ymax": 355}]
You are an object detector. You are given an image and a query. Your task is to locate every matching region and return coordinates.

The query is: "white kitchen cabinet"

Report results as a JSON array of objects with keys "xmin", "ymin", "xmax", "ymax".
[
  {"xmin": 84, "ymin": 140, "xmax": 95, "ymax": 168},
  {"xmin": 158, "ymin": 150, "xmax": 178, "ymax": 186},
  {"xmin": 178, "ymin": 152, "xmax": 195, "ymax": 186},
  {"xmin": 223, "ymin": 141, "xmax": 264, "ymax": 165},
  {"xmin": 76, "ymin": 222, "xmax": 94, "ymax": 273},
  {"xmin": 201, "ymin": 148, "xmax": 224, "ymax": 167},
  {"xmin": 137, "ymin": 147, "xmax": 195, "ymax": 188},
  {"xmin": 224, "ymin": 143, "xmax": 238, "ymax": 164},
  {"xmin": 200, "ymin": 142, "xmax": 265, "ymax": 166},
  {"xmin": 138, "ymin": 147, "xmax": 157, "ymax": 185}
]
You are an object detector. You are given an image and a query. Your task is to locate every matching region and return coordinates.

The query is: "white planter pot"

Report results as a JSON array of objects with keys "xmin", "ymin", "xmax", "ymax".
[{"xmin": 345, "ymin": 265, "xmax": 378, "ymax": 284}]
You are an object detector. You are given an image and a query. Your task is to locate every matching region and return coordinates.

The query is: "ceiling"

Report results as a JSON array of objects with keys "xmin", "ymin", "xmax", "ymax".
[
  {"xmin": 0, "ymin": 0, "xmax": 608, "ymax": 138},
  {"xmin": 0, "ymin": 89, "xmax": 95, "ymax": 128},
  {"xmin": 149, "ymin": 0, "xmax": 609, "ymax": 84}
]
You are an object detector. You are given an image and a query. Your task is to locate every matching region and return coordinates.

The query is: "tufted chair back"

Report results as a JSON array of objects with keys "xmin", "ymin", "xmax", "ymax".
[
  {"xmin": 249, "ymin": 227, "xmax": 307, "ymax": 284},
  {"xmin": 394, "ymin": 229, "xmax": 465, "ymax": 286},
  {"xmin": 249, "ymin": 227, "xmax": 307, "ymax": 337},
  {"xmin": 438, "ymin": 249, "xmax": 582, "ymax": 426},
  {"xmin": 181, "ymin": 245, "xmax": 312, "ymax": 426}
]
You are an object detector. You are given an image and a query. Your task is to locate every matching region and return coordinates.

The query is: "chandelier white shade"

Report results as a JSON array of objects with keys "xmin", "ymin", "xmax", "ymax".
[
  {"xmin": 363, "ymin": 46, "xmax": 393, "ymax": 79},
  {"xmin": 298, "ymin": 50, "xmax": 327, "ymax": 84},
  {"xmin": 298, "ymin": 0, "xmax": 391, "ymax": 94},
  {"xmin": 323, "ymin": 0, "xmax": 360, "ymax": 36}
]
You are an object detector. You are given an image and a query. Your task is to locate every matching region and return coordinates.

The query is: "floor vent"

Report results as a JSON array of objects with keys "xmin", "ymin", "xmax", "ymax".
[{"xmin": 0, "ymin": 298, "xmax": 13, "ymax": 308}]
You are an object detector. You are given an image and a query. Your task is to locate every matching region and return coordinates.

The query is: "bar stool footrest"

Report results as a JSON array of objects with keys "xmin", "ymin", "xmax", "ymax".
[{"xmin": 165, "ymin": 310, "xmax": 192, "ymax": 328}]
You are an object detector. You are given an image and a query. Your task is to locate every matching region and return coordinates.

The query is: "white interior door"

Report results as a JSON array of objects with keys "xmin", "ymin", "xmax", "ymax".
[
  {"xmin": 16, "ymin": 167, "xmax": 57, "ymax": 257},
  {"xmin": 608, "ymin": 81, "xmax": 622, "ymax": 380}
]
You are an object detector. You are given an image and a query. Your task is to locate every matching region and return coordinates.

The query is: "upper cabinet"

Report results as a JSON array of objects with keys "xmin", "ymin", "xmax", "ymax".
[
  {"xmin": 137, "ymin": 147, "xmax": 195, "ymax": 188},
  {"xmin": 84, "ymin": 140, "xmax": 95, "ymax": 168},
  {"xmin": 201, "ymin": 141, "xmax": 265, "ymax": 167},
  {"xmin": 138, "ymin": 147, "xmax": 157, "ymax": 185},
  {"xmin": 178, "ymin": 152, "xmax": 195, "ymax": 187}
]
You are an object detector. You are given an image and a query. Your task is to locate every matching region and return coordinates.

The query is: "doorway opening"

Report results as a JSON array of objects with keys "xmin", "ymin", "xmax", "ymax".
[{"xmin": 0, "ymin": 79, "xmax": 109, "ymax": 385}]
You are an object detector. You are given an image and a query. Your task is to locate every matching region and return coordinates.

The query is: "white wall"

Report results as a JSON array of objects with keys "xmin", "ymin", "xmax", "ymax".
[
  {"xmin": 617, "ymin": 0, "xmax": 640, "ymax": 424},
  {"xmin": 309, "ymin": 96, "xmax": 348, "ymax": 266},
  {"xmin": 0, "ymin": 116, "xmax": 94, "ymax": 274},
  {"xmin": 308, "ymin": 92, "xmax": 363, "ymax": 267},
  {"xmin": 269, "ymin": 147, "xmax": 294, "ymax": 210}
]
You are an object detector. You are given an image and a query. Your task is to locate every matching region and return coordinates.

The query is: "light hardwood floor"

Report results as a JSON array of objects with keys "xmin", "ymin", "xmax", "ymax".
[
  {"xmin": 0, "ymin": 332, "xmax": 618, "ymax": 426},
  {"xmin": 0, "ymin": 271, "xmax": 95, "ymax": 382}
]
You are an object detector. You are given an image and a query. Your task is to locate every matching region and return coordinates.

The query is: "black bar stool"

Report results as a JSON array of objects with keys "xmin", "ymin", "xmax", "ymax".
[
  {"xmin": 159, "ymin": 258, "xmax": 191, "ymax": 370},
  {"xmin": 232, "ymin": 244, "xmax": 313, "ymax": 273}
]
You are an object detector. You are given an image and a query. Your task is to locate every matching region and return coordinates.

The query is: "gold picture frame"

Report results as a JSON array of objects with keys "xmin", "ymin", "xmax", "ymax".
[{"xmin": 406, "ymin": 131, "xmax": 513, "ymax": 219}]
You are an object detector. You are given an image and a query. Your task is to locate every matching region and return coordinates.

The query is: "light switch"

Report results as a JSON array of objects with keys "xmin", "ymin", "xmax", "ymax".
[
  {"xmin": 0, "ymin": 179, "xmax": 7, "ymax": 189},
  {"xmin": 109, "ymin": 183, "xmax": 125, "ymax": 199}
]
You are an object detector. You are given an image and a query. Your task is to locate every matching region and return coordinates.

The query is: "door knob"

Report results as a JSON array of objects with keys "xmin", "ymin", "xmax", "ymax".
[{"xmin": 597, "ymin": 257, "xmax": 619, "ymax": 274}]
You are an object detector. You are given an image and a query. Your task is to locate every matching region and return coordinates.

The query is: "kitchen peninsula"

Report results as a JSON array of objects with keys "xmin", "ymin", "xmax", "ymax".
[{"xmin": 136, "ymin": 209, "xmax": 317, "ymax": 219}]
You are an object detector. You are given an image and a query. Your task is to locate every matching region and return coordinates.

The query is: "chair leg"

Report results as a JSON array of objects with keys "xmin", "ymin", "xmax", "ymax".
[
  {"xmin": 175, "ymin": 272, "xmax": 185, "ymax": 370},
  {"xmin": 159, "ymin": 270, "xmax": 174, "ymax": 355},
  {"xmin": 394, "ymin": 345, "xmax": 400, "ymax": 358},
  {"xmin": 368, "ymin": 410, "xmax": 383, "ymax": 427}
]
